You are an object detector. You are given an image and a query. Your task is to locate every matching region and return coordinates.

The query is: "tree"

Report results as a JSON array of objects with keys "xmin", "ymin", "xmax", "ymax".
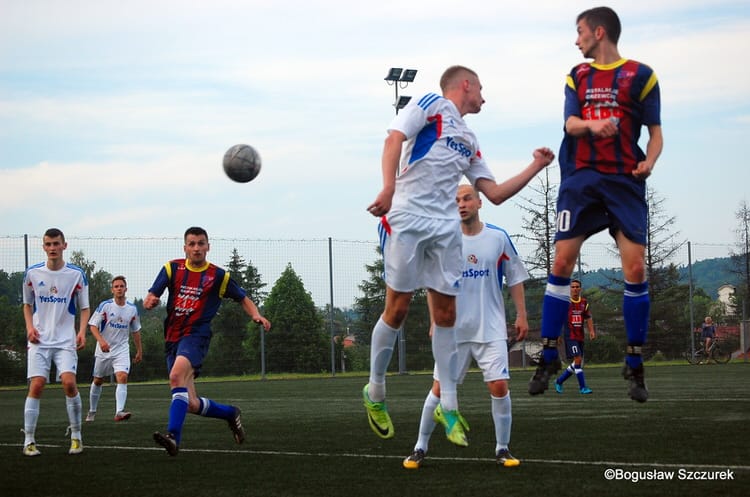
[
  {"xmin": 205, "ymin": 248, "xmax": 268, "ymax": 376},
  {"xmin": 352, "ymin": 248, "xmax": 432, "ymax": 371},
  {"xmin": 68, "ymin": 250, "xmax": 113, "ymax": 311},
  {"xmin": 729, "ymin": 200, "xmax": 750, "ymax": 318},
  {"xmin": 516, "ymin": 168, "xmax": 557, "ymax": 277},
  {"xmin": 644, "ymin": 187, "xmax": 684, "ymax": 288},
  {"xmin": 257, "ymin": 263, "xmax": 328, "ymax": 373},
  {"xmin": 0, "ymin": 270, "xmax": 26, "ymax": 354}
]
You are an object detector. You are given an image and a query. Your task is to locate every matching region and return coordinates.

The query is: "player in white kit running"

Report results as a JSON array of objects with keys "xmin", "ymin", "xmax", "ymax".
[
  {"xmin": 87, "ymin": 275, "xmax": 143, "ymax": 422},
  {"xmin": 21, "ymin": 228, "xmax": 90, "ymax": 456},
  {"xmin": 403, "ymin": 185, "xmax": 530, "ymax": 469},
  {"xmin": 364, "ymin": 65, "xmax": 553, "ymax": 446}
]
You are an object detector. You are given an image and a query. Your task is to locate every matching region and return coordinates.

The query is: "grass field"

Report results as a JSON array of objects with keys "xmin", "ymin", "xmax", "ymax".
[{"xmin": 1, "ymin": 363, "xmax": 749, "ymax": 497}]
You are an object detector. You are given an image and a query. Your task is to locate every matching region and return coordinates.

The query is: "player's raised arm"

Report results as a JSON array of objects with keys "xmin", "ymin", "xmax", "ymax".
[{"xmin": 476, "ymin": 147, "xmax": 555, "ymax": 205}]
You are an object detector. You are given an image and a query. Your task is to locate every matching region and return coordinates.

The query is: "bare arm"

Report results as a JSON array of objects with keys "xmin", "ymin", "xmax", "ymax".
[
  {"xmin": 132, "ymin": 331, "xmax": 143, "ymax": 363},
  {"xmin": 475, "ymin": 147, "xmax": 555, "ymax": 205},
  {"xmin": 89, "ymin": 324, "xmax": 109, "ymax": 352},
  {"xmin": 77, "ymin": 308, "xmax": 90, "ymax": 350},
  {"xmin": 565, "ymin": 115, "xmax": 619, "ymax": 138},
  {"xmin": 241, "ymin": 296, "xmax": 271, "ymax": 331},
  {"xmin": 23, "ymin": 304, "xmax": 39, "ymax": 344},
  {"xmin": 586, "ymin": 317, "xmax": 596, "ymax": 340},
  {"xmin": 632, "ymin": 124, "xmax": 663, "ymax": 180},
  {"xmin": 367, "ymin": 130, "xmax": 406, "ymax": 217},
  {"xmin": 508, "ymin": 283, "xmax": 529, "ymax": 342}
]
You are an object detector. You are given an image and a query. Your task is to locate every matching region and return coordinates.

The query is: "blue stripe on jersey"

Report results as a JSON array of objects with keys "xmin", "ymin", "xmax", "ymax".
[
  {"xmin": 409, "ymin": 120, "xmax": 440, "ymax": 164},
  {"xmin": 95, "ymin": 298, "xmax": 115, "ymax": 313},
  {"xmin": 417, "ymin": 93, "xmax": 441, "ymax": 109},
  {"xmin": 484, "ymin": 223, "xmax": 519, "ymax": 254},
  {"xmin": 66, "ymin": 263, "xmax": 89, "ymax": 284}
]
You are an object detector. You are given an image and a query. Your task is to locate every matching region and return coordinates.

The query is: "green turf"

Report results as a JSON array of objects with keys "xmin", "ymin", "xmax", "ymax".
[{"xmin": 1, "ymin": 363, "xmax": 748, "ymax": 497}]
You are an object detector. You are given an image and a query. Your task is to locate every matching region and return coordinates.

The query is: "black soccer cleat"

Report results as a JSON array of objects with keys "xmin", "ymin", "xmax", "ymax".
[
  {"xmin": 153, "ymin": 431, "xmax": 179, "ymax": 456},
  {"xmin": 528, "ymin": 357, "xmax": 561, "ymax": 395},
  {"xmin": 228, "ymin": 407, "xmax": 246, "ymax": 444},
  {"xmin": 622, "ymin": 363, "xmax": 649, "ymax": 403}
]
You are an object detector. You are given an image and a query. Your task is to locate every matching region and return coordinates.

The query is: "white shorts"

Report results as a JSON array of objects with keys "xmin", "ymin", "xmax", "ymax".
[
  {"xmin": 27, "ymin": 345, "xmax": 78, "ymax": 380},
  {"xmin": 382, "ymin": 211, "xmax": 462, "ymax": 295},
  {"xmin": 92, "ymin": 352, "xmax": 131, "ymax": 378},
  {"xmin": 434, "ymin": 339, "xmax": 510, "ymax": 384}
]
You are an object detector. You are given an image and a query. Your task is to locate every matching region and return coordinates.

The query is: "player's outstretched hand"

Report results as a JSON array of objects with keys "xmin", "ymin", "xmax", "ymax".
[{"xmin": 532, "ymin": 147, "xmax": 556, "ymax": 168}]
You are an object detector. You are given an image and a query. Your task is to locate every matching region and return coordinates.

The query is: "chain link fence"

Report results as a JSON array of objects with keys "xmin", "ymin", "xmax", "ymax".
[{"xmin": 0, "ymin": 235, "xmax": 744, "ymax": 384}]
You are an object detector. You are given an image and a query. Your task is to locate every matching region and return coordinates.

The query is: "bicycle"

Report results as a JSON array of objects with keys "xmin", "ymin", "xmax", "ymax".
[{"xmin": 684, "ymin": 338, "xmax": 731, "ymax": 365}]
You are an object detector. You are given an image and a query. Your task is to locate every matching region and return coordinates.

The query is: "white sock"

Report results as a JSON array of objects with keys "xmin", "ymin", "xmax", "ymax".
[
  {"xmin": 66, "ymin": 393, "xmax": 82, "ymax": 440},
  {"xmin": 492, "ymin": 392, "xmax": 512, "ymax": 452},
  {"xmin": 432, "ymin": 325, "xmax": 458, "ymax": 411},
  {"xmin": 115, "ymin": 384, "xmax": 128, "ymax": 413},
  {"xmin": 368, "ymin": 317, "xmax": 399, "ymax": 402},
  {"xmin": 414, "ymin": 390, "xmax": 440, "ymax": 453},
  {"xmin": 89, "ymin": 382, "xmax": 102, "ymax": 412},
  {"xmin": 24, "ymin": 397, "xmax": 40, "ymax": 444}
]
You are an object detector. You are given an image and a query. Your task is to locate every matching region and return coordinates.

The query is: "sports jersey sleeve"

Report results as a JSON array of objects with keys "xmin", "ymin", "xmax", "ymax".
[
  {"xmin": 498, "ymin": 230, "xmax": 529, "ymax": 287},
  {"xmin": 73, "ymin": 266, "xmax": 90, "ymax": 311},
  {"xmin": 22, "ymin": 271, "xmax": 34, "ymax": 305},
  {"xmin": 639, "ymin": 73, "xmax": 661, "ymax": 125},
  {"xmin": 148, "ymin": 263, "xmax": 171, "ymax": 297},
  {"xmin": 464, "ymin": 155, "xmax": 495, "ymax": 185},
  {"xmin": 563, "ymin": 69, "xmax": 580, "ymax": 121},
  {"xmin": 221, "ymin": 276, "xmax": 248, "ymax": 302},
  {"xmin": 88, "ymin": 301, "xmax": 106, "ymax": 328}
]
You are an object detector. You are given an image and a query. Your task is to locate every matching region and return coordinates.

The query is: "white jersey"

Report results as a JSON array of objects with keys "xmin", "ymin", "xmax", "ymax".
[
  {"xmin": 455, "ymin": 223, "xmax": 529, "ymax": 343},
  {"xmin": 22, "ymin": 262, "xmax": 90, "ymax": 349},
  {"xmin": 388, "ymin": 93, "xmax": 495, "ymax": 219},
  {"xmin": 88, "ymin": 299, "xmax": 142, "ymax": 358}
]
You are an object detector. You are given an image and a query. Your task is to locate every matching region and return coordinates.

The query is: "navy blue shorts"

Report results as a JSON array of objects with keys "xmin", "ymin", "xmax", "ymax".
[
  {"xmin": 555, "ymin": 168, "xmax": 647, "ymax": 245},
  {"xmin": 564, "ymin": 338, "xmax": 585, "ymax": 360},
  {"xmin": 165, "ymin": 334, "xmax": 211, "ymax": 378}
]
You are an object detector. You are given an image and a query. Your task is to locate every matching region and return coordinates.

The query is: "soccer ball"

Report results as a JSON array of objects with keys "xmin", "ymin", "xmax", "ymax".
[{"xmin": 223, "ymin": 144, "xmax": 261, "ymax": 183}]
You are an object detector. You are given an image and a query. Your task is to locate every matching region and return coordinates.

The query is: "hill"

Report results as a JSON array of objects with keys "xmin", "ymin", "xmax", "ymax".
[{"xmin": 581, "ymin": 256, "xmax": 739, "ymax": 298}]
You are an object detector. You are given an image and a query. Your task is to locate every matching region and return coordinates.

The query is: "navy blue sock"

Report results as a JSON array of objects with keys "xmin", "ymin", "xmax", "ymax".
[
  {"xmin": 197, "ymin": 397, "xmax": 235, "ymax": 420},
  {"xmin": 574, "ymin": 364, "xmax": 587, "ymax": 388},
  {"xmin": 167, "ymin": 387, "xmax": 189, "ymax": 444},
  {"xmin": 624, "ymin": 281, "xmax": 650, "ymax": 368},
  {"xmin": 541, "ymin": 275, "xmax": 570, "ymax": 363},
  {"xmin": 557, "ymin": 367, "xmax": 572, "ymax": 384}
]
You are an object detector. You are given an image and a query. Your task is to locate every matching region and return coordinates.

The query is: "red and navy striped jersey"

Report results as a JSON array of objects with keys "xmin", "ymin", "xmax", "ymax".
[
  {"xmin": 559, "ymin": 58, "xmax": 661, "ymax": 176},
  {"xmin": 566, "ymin": 297, "xmax": 591, "ymax": 342},
  {"xmin": 148, "ymin": 258, "xmax": 246, "ymax": 343}
]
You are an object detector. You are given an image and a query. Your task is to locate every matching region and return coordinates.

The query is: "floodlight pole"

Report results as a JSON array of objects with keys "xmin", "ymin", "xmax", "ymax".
[
  {"xmin": 384, "ymin": 68, "xmax": 418, "ymax": 374},
  {"xmin": 385, "ymin": 67, "xmax": 417, "ymax": 115}
]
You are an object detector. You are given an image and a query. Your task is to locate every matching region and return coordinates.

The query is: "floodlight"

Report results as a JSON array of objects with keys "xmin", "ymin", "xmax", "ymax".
[
  {"xmin": 395, "ymin": 95, "xmax": 412, "ymax": 111},
  {"xmin": 385, "ymin": 67, "xmax": 403, "ymax": 81},
  {"xmin": 400, "ymin": 69, "xmax": 418, "ymax": 82}
]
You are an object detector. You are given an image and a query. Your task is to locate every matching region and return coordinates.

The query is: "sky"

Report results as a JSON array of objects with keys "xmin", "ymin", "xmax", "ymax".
[{"xmin": 1, "ymin": 0, "xmax": 749, "ymax": 250}]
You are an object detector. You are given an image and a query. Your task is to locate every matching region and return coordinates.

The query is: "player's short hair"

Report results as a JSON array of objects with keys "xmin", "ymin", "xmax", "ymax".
[
  {"xmin": 440, "ymin": 65, "xmax": 478, "ymax": 92},
  {"xmin": 184, "ymin": 226, "xmax": 208, "ymax": 242},
  {"xmin": 571, "ymin": 279, "xmax": 582, "ymax": 287},
  {"xmin": 112, "ymin": 275, "xmax": 127, "ymax": 286},
  {"xmin": 44, "ymin": 228, "xmax": 65, "ymax": 241},
  {"xmin": 578, "ymin": 6, "xmax": 621, "ymax": 44}
]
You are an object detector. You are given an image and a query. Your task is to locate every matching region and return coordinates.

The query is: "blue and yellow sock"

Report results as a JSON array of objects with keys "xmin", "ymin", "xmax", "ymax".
[{"xmin": 623, "ymin": 281, "xmax": 650, "ymax": 368}]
